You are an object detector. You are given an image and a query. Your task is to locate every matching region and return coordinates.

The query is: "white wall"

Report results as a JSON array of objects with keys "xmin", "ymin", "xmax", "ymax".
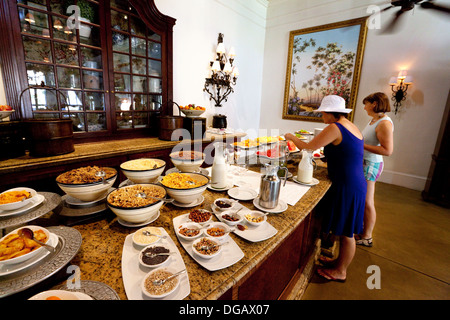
[{"xmin": 260, "ymin": 0, "xmax": 450, "ymax": 190}]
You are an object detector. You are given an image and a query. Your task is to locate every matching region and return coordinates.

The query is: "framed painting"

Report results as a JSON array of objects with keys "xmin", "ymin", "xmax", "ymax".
[{"xmin": 282, "ymin": 17, "xmax": 368, "ymax": 122}]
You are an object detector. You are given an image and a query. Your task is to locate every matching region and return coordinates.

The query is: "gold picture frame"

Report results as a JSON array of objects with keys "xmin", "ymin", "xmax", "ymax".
[{"xmin": 282, "ymin": 17, "xmax": 368, "ymax": 122}]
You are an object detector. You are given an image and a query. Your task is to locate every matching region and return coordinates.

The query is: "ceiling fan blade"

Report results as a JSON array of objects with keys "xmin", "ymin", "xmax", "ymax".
[
  {"xmin": 420, "ymin": 1, "xmax": 450, "ymax": 14},
  {"xmin": 380, "ymin": 9, "xmax": 406, "ymax": 34}
]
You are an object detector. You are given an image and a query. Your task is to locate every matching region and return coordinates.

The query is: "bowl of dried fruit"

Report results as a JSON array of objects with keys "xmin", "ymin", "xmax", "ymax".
[
  {"xmin": 212, "ymin": 198, "xmax": 238, "ymax": 212},
  {"xmin": 192, "ymin": 237, "xmax": 221, "ymax": 259},
  {"xmin": 176, "ymin": 222, "xmax": 203, "ymax": 241},
  {"xmin": 203, "ymin": 222, "xmax": 232, "ymax": 241},
  {"xmin": 219, "ymin": 210, "xmax": 244, "ymax": 226}
]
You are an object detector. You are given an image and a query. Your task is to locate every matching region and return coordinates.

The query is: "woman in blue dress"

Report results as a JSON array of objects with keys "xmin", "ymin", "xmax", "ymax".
[{"xmin": 285, "ymin": 95, "xmax": 366, "ymax": 282}]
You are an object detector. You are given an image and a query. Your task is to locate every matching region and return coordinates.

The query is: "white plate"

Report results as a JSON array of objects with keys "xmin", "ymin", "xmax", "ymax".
[
  {"xmin": 211, "ymin": 205, "xmax": 277, "ymax": 242},
  {"xmin": 0, "ymin": 232, "xmax": 58, "ymax": 276},
  {"xmin": 118, "ymin": 211, "xmax": 160, "ymax": 227},
  {"xmin": 252, "ymin": 198, "xmax": 288, "ymax": 214},
  {"xmin": 0, "ymin": 194, "xmax": 45, "ymax": 217},
  {"xmin": 121, "ymin": 228, "xmax": 190, "ymax": 300},
  {"xmin": 172, "ymin": 195, "xmax": 204, "ymax": 208},
  {"xmin": 227, "ymin": 187, "xmax": 258, "ymax": 201},
  {"xmin": 207, "ymin": 181, "xmax": 234, "ymax": 192},
  {"xmin": 292, "ymin": 177, "xmax": 319, "ymax": 186},
  {"xmin": 173, "ymin": 214, "xmax": 244, "ymax": 271},
  {"xmin": 64, "ymin": 188, "xmax": 113, "ymax": 207}
]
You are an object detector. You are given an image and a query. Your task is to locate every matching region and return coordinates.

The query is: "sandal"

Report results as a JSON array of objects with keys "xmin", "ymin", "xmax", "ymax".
[
  {"xmin": 356, "ymin": 237, "xmax": 373, "ymax": 247},
  {"xmin": 316, "ymin": 268, "xmax": 346, "ymax": 283}
]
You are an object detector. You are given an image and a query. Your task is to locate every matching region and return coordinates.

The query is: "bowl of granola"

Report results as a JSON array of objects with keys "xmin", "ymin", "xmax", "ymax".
[
  {"xmin": 56, "ymin": 166, "xmax": 117, "ymax": 202},
  {"xmin": 106, "ymin": 184, "xmax": 166, "ymax": 224},
  {"xmin": 120, "ymin": 158, "xmax": 166, "ymax": 184}
]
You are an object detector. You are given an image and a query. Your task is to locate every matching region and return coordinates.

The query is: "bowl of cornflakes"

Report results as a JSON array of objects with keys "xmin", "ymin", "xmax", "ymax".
[
  {"xmin": 160, "ymin": 172, "xmax": 209, "ymax": 204},
  {"xmin": 0, "ymin": 187, "xmax": 37, "ymax": 211},
  {"xmin": 120, "ymin": 158, "xmax": 166, "ymax": 184}
]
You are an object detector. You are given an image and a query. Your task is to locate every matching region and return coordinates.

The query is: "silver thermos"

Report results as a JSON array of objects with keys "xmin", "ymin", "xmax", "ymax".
[{"xmin": 258, "ymin": 164, "xmax": 288, "ymax": 209}]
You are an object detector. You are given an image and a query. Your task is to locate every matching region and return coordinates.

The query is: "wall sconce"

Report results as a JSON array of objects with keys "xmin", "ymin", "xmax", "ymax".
[
  {"xmin": 389, "ymin": 70, "xmax": 413, "ymax": 114},
  {"xmin": 203, "ymin": 33, "xmax": 239, "ymax": 107}
]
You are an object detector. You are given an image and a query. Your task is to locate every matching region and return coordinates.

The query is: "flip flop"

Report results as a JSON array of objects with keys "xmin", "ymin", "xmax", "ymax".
[{"xmin": 316, "ymin": 268, "xmax": 346, "ymax": 283}]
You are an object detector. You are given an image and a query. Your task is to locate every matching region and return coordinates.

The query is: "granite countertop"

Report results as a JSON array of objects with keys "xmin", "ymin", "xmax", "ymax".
[{"xmin": 63, "ymin": 162, "xmax": 330, "ymax": 300}]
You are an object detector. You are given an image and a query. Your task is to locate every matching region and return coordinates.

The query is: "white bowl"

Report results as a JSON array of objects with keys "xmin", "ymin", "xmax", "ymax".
[
  {"xmin": 203, "ymin": 221, "xmax": 232, "ymax": 241},
  {"xmin": 141, "ymin": 267, "xmax": 181, "ymax": 299},
  {"xmin": 139, "ymin": 244, "xmax": 171, "ymax": 268},
  {"xmin": 56, "ymin": 167, "xmax": 117, "ymax": 202},
  {"xmin": 0, "ymin": 110, "xmax": 14, "ymax": 120},
  {"xmin": 192, "ymin": 236, "xmax": 221, "ymax": 259},
  {"xmin": 0, "ymin": 225, "xmax": 51, "ymax": 266},
  {"xmin": 0, "ymin": 187, "xmax": 37, "ymax": 211},
  {"xmin": 243, "ymin": 210, "xmax": 267, "ymax": 227},
  {"xmin": 212, "ymin": 198, "xmax": 238, "ymax": 212},
  {"xmin": 28, "ymin": 290, "xmax": 81, "ymax": 300},
  {"xmin": 219, "ymin": 210, "xmax": 244, "ymax": 226},
  {"xmin": 120, "ymin": 158, "xmax": 166, "ymax": 184},
  {"xmin": 161, "ymin": 172, "xmax": 209, "ymax": 204},
  {"xmin": 107, "ymin": 184, "xmax": 166, "ymax": 224},
  {"xmin": 176, "ymin": 222, "xmax": 203, "ymax": 241},
  {"xmin": 132, "ymin": 226, "xmax": 163, "ymax": 246},
  {"xmin": 169, "ymin": 151, "xmax": 205, "ymax": 173},
  {"xmin": 187, "ymin": 209, "xmax": 213, "ymax": 225},
  {"xmin": 180, "ymin": 109, "xmax": 205, "ymax": 117}
]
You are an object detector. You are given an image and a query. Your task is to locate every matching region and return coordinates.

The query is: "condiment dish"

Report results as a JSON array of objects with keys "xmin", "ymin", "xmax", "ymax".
[
  {"xmin": 141, "ymin": 267, "xmax": 181, "ymax": 299},
  {"xmin": 203, "ymin": 221, "xmax": 233, "ymax": 241},
  {"xmin": 139, "ymin": 244, "xmax": 171, "ymax": 268},
  {"xmin": 176, "ymin": 222, "xmax": 203, "ymax": 241},
  {"xmin": 219, "ymin": 210, "xmax": 244, "ymax": 226},
  {"xmin": 243, "ymin": 210, "xmax": 267, "ymax": 227}
]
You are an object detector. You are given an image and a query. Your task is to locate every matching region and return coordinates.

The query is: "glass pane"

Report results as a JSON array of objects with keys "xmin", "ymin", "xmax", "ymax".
[
  {"xmin": 149, "ymin": 95, "xmax": 162, "ymax": 111},
  {"xmin": 80, "ymin": 25, "xmax": 101, "ymax": 47},
  {"xmin": 111, "ymin": 10, "xmax": 128, "ymax": 32},
  {"xmin": 148, "ymin": 60, "xmax": 161, "ymax": 77},
  {"xmin": 26, "ymin": 63, "xmax": 55, "ymax": 86},
  {"xmin": 110, "ymin": 0, "xmax": 130, "ymax": 12},
  {"xmin": 132, "ymin": 57, "xmax": 146, "ymax": 75},
  {"xmin": 84, "ymin": 92, "xmax": 104, "ymax": 111},
  {"xmin": 113, "ymin": 53, "xmax": 130, "ymax": 72},
  {"xmin": 78, "ymin": 1, "xmax": 99, "ymax": 24},
  {"xmin": 19, "ymin": 8, "xmax": 50, "ymax": 37},
  {"xmin": 149, "ymin": 77, "xmax": 161, "ymax": 93},
  {"xmin": 117, "ymin": 112, "xmax": 132, "ymax": 129},
  {"xmin": 18, "ymin": 0, "xmax": 46, "ymax": 6},
  {"xmin": 114, "ymin": 74, "xmax": 130, "ymax": 92},
  {"xmin": 52, "ymin": 16, "xmax": 76, "ymax": 42},
  {"xmin": 134, "ymin": 112, "xmax": 148, "ymax": 128},
  {"xmin": 50, "ymin": 0, "xmax": 67, "ymax": 15},
  {"xmin": 112, "ymin": 32, "xmax": 129, "ymax": 53},
  {"xmin": 60, "ymin": 90, "xmax": 83, "ymax": 111},
  {"xmin": 29, "ymin": 88, "xmax": 58, "ymax": 111},
  {"xmin": 148, "ymin": 41, "xmax": 161, "ymax": 59},
  {"xmin": 133, "ymin": 94, "xmax": 147, "ymax": 110},
  {"xmin": 81, "ymin": 47, "xmax": 101, "ymax": 68},
  {"xmin": 22, "ymin": 36, "xmax": 52, "ymax": 63},
  {"xmin": 33, "ymin": 112, "xmax": 61, "ymax": 119},
  {"xmin": 148, "ymin": 32, "xmax": 161, "ymax": 42},
  {"xmin": 54, "ymin": 42, "xmax": 79, "ymax": 66},
  {"xmin": 87, "ymin": 113, "xmax": 106, "ymax": 131},
  {"xmin": 66, "ymin": 112, "xmax": 85, "ymax": 132},
  {"xmin": 83, "ymin": 70, "xmax": 103, "ymax": 90},
  {"xmin": 114, "ymin": 93, "xmax": 131, "ymax": 111},
  {"xmin": 131, "ymin": 37, "xmax": 146, "ymax": 56},
  {"xmin": 57, "ymin": 67, "xmax": 81, "ymax": 88},
  {"xmin": 129, "ymin": 15, "xmax": 146, "ymax": 37},
  {"xmin": 132, "ymin": 76, "xmax": 147, "ymax": 92}
]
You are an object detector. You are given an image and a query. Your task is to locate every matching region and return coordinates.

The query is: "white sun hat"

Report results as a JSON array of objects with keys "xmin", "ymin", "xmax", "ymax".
[{"xmin": 314, "ymin": 95, "xmax": 353, "ymax": 113}]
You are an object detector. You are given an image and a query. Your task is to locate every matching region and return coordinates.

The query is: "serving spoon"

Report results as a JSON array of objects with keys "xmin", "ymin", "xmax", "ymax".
[
  {"xmin": 95, "ymin": 171, "xmax": 109, "ymax": 184},
  {"xmin": 152, "ymin": 269, "xmax": 186, "ymax": 286},
  {"xmin": 136, "ymin": 192, "xmax": 174, "ymax": 203},
  {"xmin": 18, "ymin": 228, "xmax": 55, "ymax": 253},
  {"xmin": 144, "ymin": 251, "xmax": 176, "ymax": 258},
  {"xmin": 142, "ymin": 230, "xmax": 167, "ymax": 239}
]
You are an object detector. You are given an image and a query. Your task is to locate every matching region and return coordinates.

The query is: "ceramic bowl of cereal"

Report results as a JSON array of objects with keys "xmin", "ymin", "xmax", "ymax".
[
  {"xmin": 219, "ymin": 210, "xmax": 244, "ymax": 226},
  {"xmin": 132, "ymin": 226, "xmax": 164, "ymax": 247},
  {"xmin": 244, "ymin": 210, "xmax": 267, "ymax": 227},
  {"xmin": 0, "ymin": 225, "xmax": 51, "ymax": 266},
  {"xmin": 212, "ymin": 198, "xmax": 238, "ymax": 212},
  {"xmin": 203, "ymin": 222, "xmax": 232, "ymax": 241},
  {"xmin": 120, "ymin": 158, "xmax": 166, "ymax": 184},
  {"xmin": 141, "ymin": 267, "xmax": 182, "ymax": 299},
  {"xmin": 160, "ymin": 172, "xmax": 209, "ymax": 204},
  {"xmin": 176, "ymin": 222, "xmax": 203, "ymax": 241},
  {"xmin": 187, "ymin": 209, "xmax": 212, "ymax": 225},
  {"xmin": 169, "ymin": 151, "xmax": 205, "ymax": 173},
  {"xmin": 192, "ymin": 237, "xmax": 222, "ymax": 259},
  {"xmin": 0, "ymin": 187, "xmax": 37, "ymax": 211},
  {"xmin": 139, "ymin": 244, "xmax": 172, "ymax": 268},
  {"xmin": 107, "ymin": 184, "xmax": 166, "ymax": 224},
  {"xmin": 56, "ymin": 166, "xmax": 117, "ymax": 202}
]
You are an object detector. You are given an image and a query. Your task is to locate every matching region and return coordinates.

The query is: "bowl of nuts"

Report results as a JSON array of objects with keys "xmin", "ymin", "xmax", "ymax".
[
  {"xmin": 192, "ymin": 237, "xmax": 221, "ymax": 259},
  {"xmin": 212, "ymin": 198, "xmax": 238, "ymax": 212},
  {"xmin": 244, "ymin": 210, "xmax": 267, "ymax": 227},
  {"xmin": 187, "ymin": 209, "xmax": 212, "ymax": 225},
  {"xmin": 176, "ymin": 222, "xmax": 203, "ymax": 241},
  {"xmin": 203, "ymin": 222, "xmax": 232, "ymax": 241},
  {"xmin": 219, "ymin": 210, "xmax": 244, "ymax": 226}
]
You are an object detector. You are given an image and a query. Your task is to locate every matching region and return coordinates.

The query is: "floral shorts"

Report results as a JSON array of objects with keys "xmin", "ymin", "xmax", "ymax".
[{"xmin": 363, "ymin": 160, "xmax": 383, "ymax": 182}]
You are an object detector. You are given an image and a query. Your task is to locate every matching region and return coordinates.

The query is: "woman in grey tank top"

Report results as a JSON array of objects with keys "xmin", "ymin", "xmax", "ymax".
[{"xmin": 358, "ymin": 92, "xmax": 394, "ymax": 247}]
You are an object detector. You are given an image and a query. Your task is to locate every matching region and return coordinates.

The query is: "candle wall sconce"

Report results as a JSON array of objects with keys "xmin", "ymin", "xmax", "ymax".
[{"xmin": 389, "ymin": 70, "xmax": 413, "ymax": 114}]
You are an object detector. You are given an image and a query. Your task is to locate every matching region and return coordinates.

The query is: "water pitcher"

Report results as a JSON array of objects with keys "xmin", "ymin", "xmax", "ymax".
[
  {"xmin": 211, "ymin": 142, "xmax": 227, "ymax": 189},
  {"xmin": 297, "ymin": 149, "xmax": 316, "ymax": 184},
  {"xmin": 259, "ymin": 163, "xmax": 288, "ymax": 209}
]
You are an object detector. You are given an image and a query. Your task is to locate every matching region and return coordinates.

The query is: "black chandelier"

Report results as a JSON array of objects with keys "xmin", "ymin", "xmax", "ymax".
[{"xmin": 203, "ymin": 33, "xmax": 239, "ymax": 107}]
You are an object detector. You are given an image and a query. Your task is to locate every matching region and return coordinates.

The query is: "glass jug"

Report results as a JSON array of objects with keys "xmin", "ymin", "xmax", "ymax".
[
  {"xmin": 259, "ymin": 163, "xmax": 288, "ymax": 209},
  {"xmin": 297, "ymin": 149, "xmax": 316, "ymax": 184},
  {"xmin": 211, "ymin": 142, "xmax": 227, "ymax": 189}
]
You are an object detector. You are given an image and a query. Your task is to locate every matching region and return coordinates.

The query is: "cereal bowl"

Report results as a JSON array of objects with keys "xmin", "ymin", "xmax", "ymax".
[
  {"xmin": 160, "ymin": 172, "xmax": 209, "ymax": 204},
  {"xmin": 56, "ymin": 166, "xmax": 117, "ymax": 202},
  {"xmin": 139, "ymin": 244, "xmax": 171, "ymax": 268},
  {"xmin": 244, "ymin": 210, "xmax": 267, "ymax": 227},
  {"xmin": 141, "ymin": 267, "xmax": 181, "ymax": 299},
  {"xmin": 219, "ymin": 210, "xmax": 244, "ymax": 226},
  {"xmin": 120, "ymin": 158, "xmax": 166, "ymax": 184},
  {"xmin": 132, "ymin": 226, "xmax": 163, "ymax": 247},
  {"xmin": 203, "ymin": 222, "xmax": 232, "ymax": 241},
  {"xmin": 187, "ymin": 209, "xmax": 212, "ymax": 225},
  {"xmin": 0, "ymin": 225, "xmax": 51, "ymax": 266},
  {"xmin": 0, "ymin": 187, "xmax": 37, "ymax": 211},
  {"xmin": 107, "ymin": 184, "xmax": 166, "ymax": 224},
  {"xmin": 192, "ymin": 237, "xmax": 221, "ymax": 259},
  {"xmin": 176, "ymin": 222, "xmax": 203, "ymax": 241},
  {"xmin": 169, "ymin": 151, "xmax": 205, "ymax": 173},
  {"xmin": 212, "ymin": 198, "xmax": 238, "ymax": 212}
]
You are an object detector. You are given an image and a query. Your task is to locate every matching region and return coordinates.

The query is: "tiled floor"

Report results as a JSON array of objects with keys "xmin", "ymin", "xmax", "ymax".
[{"xmin": 301, "ymin": 182, "xmax": 450, "ymax": 300}]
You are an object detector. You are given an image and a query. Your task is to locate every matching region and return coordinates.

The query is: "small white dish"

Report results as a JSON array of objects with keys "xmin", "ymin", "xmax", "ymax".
[
  {"xmin": 186, "ymin": 208, "xmax": 213, "ymax": 225},
  {"xmin": 132, "ymin": 226, "xmax": 163, "ymax": 247},
  {"xmin": 243, "ymin": 210, "xmax": 267, "ymax": 227},
  {"xmin": 219, "ymin": 210, "xmax": 244, "ymax": 226},
  {"xmin": 207, "ymin": 181, "xmax": 234, "ymax": 191},
  {"xmin": 203, "ymin": 222, "xmax": 232, "ymax": 241},
  {"xmin": 176, "ymin": 222, "xmax": 203, "ymax": 241},
  {"xmin": 139, "ymin": 244, "xmax": 172, "ymax": 268},
  {"xmin": 253, "ymin": 198, "xmax": 288, "ymax": 214},
  {"xmin": 0, "ymin": 187, "xmax": 37, "ymax": 211},
  {"xmin": 141, "ymin": 267, "xmax": 181, "ymax": 299},
  {"xmin": 227, "ymin": 187, "xmax": 258, "ymax": 201},
  {"xmin": 292, "ymin": 177, "xmax": 319, "ymax": 186},
  {"xmin": 212, "ymin": 198, "xmax": 238, "ymax": 212},
  {"xmin": 192, "ymin": 237, "xmax": 222, "ymax": 260}
]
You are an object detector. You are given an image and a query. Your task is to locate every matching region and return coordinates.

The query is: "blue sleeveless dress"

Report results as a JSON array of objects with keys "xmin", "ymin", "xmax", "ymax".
[{"xmin": 322, "ymin": 122, "xmax": 367, "ymax": 238}]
